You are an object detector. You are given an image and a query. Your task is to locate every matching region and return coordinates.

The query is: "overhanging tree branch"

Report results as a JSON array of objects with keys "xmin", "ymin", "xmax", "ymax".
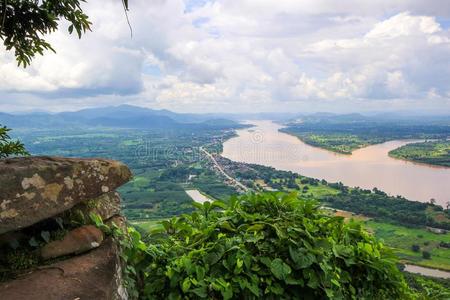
[{"xmin": 0, "ymin": 0, "xmax": 132, "ymax": 67}]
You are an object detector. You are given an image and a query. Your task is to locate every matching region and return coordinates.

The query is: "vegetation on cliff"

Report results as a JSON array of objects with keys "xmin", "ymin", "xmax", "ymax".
[{"xmin": 124, "ymin": 192, "xmax": 410, "ymax": 299}]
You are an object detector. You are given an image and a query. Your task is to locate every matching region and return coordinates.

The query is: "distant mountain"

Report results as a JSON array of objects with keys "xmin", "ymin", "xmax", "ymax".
[
  {"xmin": 0, "ymin": 112, "xmax": 71, "ymax": 128},
  {"xmin": 286, "ymin": 112, "xmax": 450, "ymax": 127},
  {"xmin": 200, "ymin": 118, "xmax": 241, "ymax": 127},
  {"xmin": 0, "ymin": 105, "xmax": 243, "ymax": 130}
]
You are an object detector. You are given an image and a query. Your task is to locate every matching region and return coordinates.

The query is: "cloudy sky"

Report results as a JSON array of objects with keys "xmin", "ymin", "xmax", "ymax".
[{"xmin": 1, "ymin": 0, "xmax": 450, "ymax": 114}]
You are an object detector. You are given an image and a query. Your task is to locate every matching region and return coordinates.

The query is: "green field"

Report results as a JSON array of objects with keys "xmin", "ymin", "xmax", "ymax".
[
  {"xmin": 17, "ymin": 125, "xmax": 240, "ymax": 220},
  {"xmin": 294, "ymin": 178, "xmax": 341, "ymax": 198},
  {"xmin": 389, "ymin": 140, "xmax": 450, "ymax": 167},
  {"xmin": 365, "ymin": 220, "xmax": 450, "ymax": 271}
]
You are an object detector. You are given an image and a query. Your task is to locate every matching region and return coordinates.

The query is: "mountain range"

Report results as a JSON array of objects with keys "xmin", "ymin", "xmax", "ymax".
[{"xmin": 0, "ymin": 105, "xmax": 244, "ymax": 130}]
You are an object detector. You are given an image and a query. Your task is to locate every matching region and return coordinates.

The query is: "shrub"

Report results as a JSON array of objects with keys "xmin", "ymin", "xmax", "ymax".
[
  {"xmin": 422, "ymin": 251, "xmax": 431, "ymax": 259},
  {"xmin": 135, "ymin": 192, "xmax": 409, "ymax": 299},
  {"xmin": 411, "ymin": 244, "xmax": 420, "ymax": 252}
]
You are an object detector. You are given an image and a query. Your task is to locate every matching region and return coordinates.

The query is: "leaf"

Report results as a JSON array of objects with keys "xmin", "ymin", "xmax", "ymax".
[
  {"xmin": 211, "ymin": 200, "xmax": 227, "ymax": 209},
  {"xmin": 333, "ymin": 245, "xmax": 353, "ymax": 258},
  {"xmin": 191, "ymin": 286, "xmax": 207, "ymax": 297},
  {"xmin": 259, "ymin": 256, "xmax": 272, "ymax": 268},
  {"xmin": 285, "ymin": 276, "xmax": 304, "ymax": 286},
  {"xmin": 89, "ymin": 212, "xmax": 103, "ymax": 227},
  {"xmin": 204, "ymin": 244, "xmax": 225, "ymax": 265},
  {"xmin": 144, "ymin": 278, "xmax": 165, "ymax": 293},
  {"xmin": 303, "ymin": 269, "xmax": 319, "ymax": 289},
  {"xmin": 181, "ymin": 277, "xmax": 191, "ymax": 293},
  {"xmin": 331, "ymin": 278, "xmax": 341, "ymax": 287},
  {"xmin": 246, "ymin": 223, "xmax": 265, "ymax": 232},
  {"xmin": 41, "ymin": 231, "xmax": 51, "ymax": 243},
  {"xmin": 270, "ymin": 258, "xmax": 291, "ymax": 280},
  {"xmin": 246, "ymin": 280, "xmax": 260, "ymax": 297},
  {"xmin": 29, "ymin": 237, "xmax": 39, "ymax": 247},
  {"xmin": 195, "ymin": 266, "xmax": 205, "ymax": 281},
  {"xmin": 55, "ymin": 217, "xmax": 64, "ymax": 229},
  {"xmin": 236, "ymin": 258, "xmax": 243, "ymax": 269},
  {"xmin": 289, "ymin": 246, "xmax": 315, "ymax": 269},
  {"xmin": 219, "ymin": 221, "xmax": 236, "ymax": 232},
  {"xmin": 222, "ymin": 286, "xmax": 233, "ymax": 300},
  {"xmin": 192, "ymin": 202, "xmax": 203, "ymax": 210}
]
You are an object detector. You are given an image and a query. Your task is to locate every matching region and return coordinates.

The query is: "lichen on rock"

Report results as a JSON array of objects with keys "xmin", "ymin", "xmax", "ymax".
[{"xmin": 0, "ymin": 156, "xmax": 132, "ymax": 234}]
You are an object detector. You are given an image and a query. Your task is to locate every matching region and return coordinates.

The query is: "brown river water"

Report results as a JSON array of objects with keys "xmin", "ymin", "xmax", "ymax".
[{"xmin": 222, "ymin": 121, "xmax": 450, "ymax": 207}]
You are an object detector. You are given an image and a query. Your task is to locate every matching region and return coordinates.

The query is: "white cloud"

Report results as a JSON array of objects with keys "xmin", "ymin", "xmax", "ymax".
[
  {"xmin": 365, "ymin": 12, "xmax": 441, "ymax": 39},
  {"xmin": 0, "ymin": 0, "xmax": 449, "ymax": 113}
]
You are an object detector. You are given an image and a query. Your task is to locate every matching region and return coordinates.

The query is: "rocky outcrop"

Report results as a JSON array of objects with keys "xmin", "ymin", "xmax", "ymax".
[
  {"xmin": 40, "ymin": 225, "xmax": 104, "ymax": 260},
  {"xmin": 0, "ymin": 156, "xmax": 131, "ymax": 234},
  {"xmin": 0, "ymin": 238, "xmax": 127, "ymax": 300},
  {"xmin": 69, "ymin": 191, "xmax": 123, "ymax": 222},
  {"xmin": 0, "ymin": 156, "xmax": 132, "ymax": 300}
]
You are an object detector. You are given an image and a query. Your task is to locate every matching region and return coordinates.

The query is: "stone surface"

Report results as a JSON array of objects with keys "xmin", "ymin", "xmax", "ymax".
[
  {"xmin": 0, "ymin": 156, "xmax": 132, "ymax": 234},
  {"xmin": 0, "ymin": 238, "xmax": 127, "ymax": 300},
  {"xmin": 41, "ymin": 225, "xmax": 104, "ymax": 260},
  {"xmin": 68, "ymin": 191, "xmax": 122, "ymax": 222}
]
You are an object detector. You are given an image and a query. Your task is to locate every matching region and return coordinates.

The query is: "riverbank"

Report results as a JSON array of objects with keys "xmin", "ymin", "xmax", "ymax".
[{"xmin": 222, "ymin": 120, "xmax": 450, "ymax": 206}]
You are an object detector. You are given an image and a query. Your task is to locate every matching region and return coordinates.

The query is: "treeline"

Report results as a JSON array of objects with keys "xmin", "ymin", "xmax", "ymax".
[{"xmin": 323, "ymin": 187, "xmax": 450, "ymax": 230}]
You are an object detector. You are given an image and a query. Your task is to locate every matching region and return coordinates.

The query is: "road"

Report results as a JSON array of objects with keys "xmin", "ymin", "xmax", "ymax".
[{"xmin": 200, "ymin": 147, "xmax": 249, "ymax": 192}]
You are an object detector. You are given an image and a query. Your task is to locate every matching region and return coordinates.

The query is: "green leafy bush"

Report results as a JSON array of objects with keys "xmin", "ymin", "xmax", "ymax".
[
  {"xmin": 411, "ymin": 244, "xmax": 421, "ymax": 252},
  {"xmin": 422, "ymin": 251, "xmax": 431, "ymax": 260},
  {"xmin": 133, "ymin": 192, "xmax": 409, "ymax": 299},
  {"xmin": 0, "ymin": 125, "xmax": 29, "ymax": 158}
]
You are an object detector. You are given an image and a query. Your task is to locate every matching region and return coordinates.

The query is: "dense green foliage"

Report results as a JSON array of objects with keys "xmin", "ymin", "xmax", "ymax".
[
  {"xmin": 0, "ymin": 125, "xmax": 28, "ymax": 158},
  {"xmin": 0, "ymin": 0, "xmax": 93, "ymax": 66},
  {"xmin": 389, "ymin": 140, "xmax": 450, "ymax": 167},
  {"xmin": 133, "ymin": 193, "xmax": 409, "ymax": 299}
]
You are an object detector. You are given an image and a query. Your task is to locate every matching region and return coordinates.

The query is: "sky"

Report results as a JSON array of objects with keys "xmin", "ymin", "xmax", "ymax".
[{"xmin": 1, "ymin": 0, "xmax": 450, "ymax": 114}]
